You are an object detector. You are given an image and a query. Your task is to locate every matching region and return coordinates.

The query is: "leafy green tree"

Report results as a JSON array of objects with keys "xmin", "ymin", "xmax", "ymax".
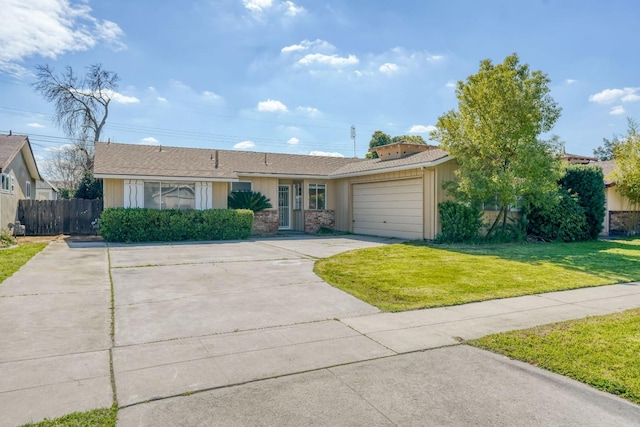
[
  {"xmin": 74, "ymin": 172, "xmax": 103, "ymax": 199},
  {"xmin": 593, "ymin": 135, "xmax": 621, "ymax": 161},
  {"xmin": 612, "ymin": 118, "xmax": 640, "ymax": 208},
  {"xmin": 366, "ymin": 131, "xmax": 392, "ymax": 158},
  {"xmin": 561, "ymin": 164, "xmax": 605, "ymax": 239},
  {"xmin": 430, "ymin": 53, "xmax": 563, "ymax": 234},
  {"xmin": 228, "ymin": 191, "xmax": 272, "ymax": 212},
  {"xmin": 391, "ymin": 135, "xmax": 426, "ymax": 144}
]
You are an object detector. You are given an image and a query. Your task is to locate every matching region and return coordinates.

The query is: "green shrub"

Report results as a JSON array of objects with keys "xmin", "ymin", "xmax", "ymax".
[
  {"xmin": 526, "ymin": 191, "xmax": 589, "ymax": 241},
  {"xmin": 228, "ymin": 191, "xmax": 272, "ymax": 212},
  {"xmin": 99, "ymin": 208, "xmax": 253, "ymax": 243},
  {"xmin": 435, "ymin": 201, "xmax": 483, "ymax": 243},
  {"xmin": 561, "ymin": 165, "xmax": 605, "ymax": 239},
  {"xmin": 0, "ymin": 229, "xmax": 16, "ymax": 248}
]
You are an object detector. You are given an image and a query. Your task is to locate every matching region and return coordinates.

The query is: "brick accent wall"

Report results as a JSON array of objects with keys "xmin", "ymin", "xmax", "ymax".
[
  {"xmin": 304, "ymin": 210, "xmax": 335, "ymax": 234},
  {"xmin": 252, "ymin": 209, "xmax": 279, "ymax": 236},
  {"xmin": 609, "ymin": 211, "xmax": 640, "ymax": 235}
]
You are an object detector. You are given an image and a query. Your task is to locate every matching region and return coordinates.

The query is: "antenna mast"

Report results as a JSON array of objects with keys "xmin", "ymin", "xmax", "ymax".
[{"xmin": 350, "ymin": 125, "xmax": 356, "ymax": 157}]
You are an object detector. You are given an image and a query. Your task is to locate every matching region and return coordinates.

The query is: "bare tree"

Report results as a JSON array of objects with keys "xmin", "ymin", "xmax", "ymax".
[{"xmin": 33, "ymin": 64, "xmax": 119, "ymax": 187}]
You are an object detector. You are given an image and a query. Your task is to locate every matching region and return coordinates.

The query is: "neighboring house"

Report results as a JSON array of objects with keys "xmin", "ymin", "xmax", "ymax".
[
  {"xmin": 0, "ymin": 134, "xmax": 41, "ymax": 232},
  {"xmin": 36, "ymin": 179, "xmax": 59, "ymax": 200},
  {"xmin": 94, "ymin": 141, "xmax": 456, "ymax": 239},
  {"xmin": 596, "ymin": 160, "xmax": 640, "ymax": 235}
]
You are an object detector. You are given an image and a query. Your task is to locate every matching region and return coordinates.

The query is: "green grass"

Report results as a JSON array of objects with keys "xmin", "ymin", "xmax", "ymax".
[
  {"xmin": 0, "ymin": 243, "xmax": 47, "ymax": 284},
  {"xmin": 21, "ymin": 405, "xmax": 118, "ymax": 427},
  {"xmin": 314, "ymin": 238, "xmax": 640, "ymax": 311},
  {"xmin": 469, "ymin": 309, "xmax": 640, "ymax": 404}
]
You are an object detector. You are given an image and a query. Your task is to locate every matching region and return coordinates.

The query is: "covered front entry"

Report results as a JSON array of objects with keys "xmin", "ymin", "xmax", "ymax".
[
  {"xmin": 352, "ymin": 178, "xmax": 424, "ymax": 240},
  {"xmin": 278, "ymin": 184, "xmax": 291, "ymax": 230}
]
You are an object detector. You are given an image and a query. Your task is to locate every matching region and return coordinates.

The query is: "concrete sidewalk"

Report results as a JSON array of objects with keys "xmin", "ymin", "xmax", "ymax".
[{"xmin": 0, "ymin": 240, "xmax": 112, "ymax": 427}]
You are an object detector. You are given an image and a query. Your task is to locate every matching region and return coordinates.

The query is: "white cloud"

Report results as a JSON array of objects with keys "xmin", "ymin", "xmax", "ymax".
[
  {"xmin": 109, "ymin": 91, "xmax": 140, "ymax": 104},
  {"xmin": 298, "ymin": 53, "xmax": 359, "ymax": 67},
  {"xmin": 379, "ymin": 63, "xmax": 399, "ymax": 75},
  {"xmin": 427, "ymin": 54, "xmax": 444, "ymax": 62},
  {"xmin": 157, "ymin": 96, "xmax": 167, "ymax": 102},
  {"xmin": 0, "ymin": 0, "xmax": 126, "ymax": 77},
  {"xmin": 202, "ymin": 90, "xmax": 221, "ymax": 100},
  {"xmin": 297, "ymin": 106, "xmax": 320, "ymax": 116},
  {"xmin": 257, "ymin": 99, "xmax": 288, "ymax": 112},
  {"xmin": 309, "ymin": 151, "xmax": 345, "ymax": 157},
  {"xmin": 287, "ymin": 137, "xmax": 300, "ymax": 145},
  {"xmin": 610, "ymin": 105, "xmax": 626, "ymax": 115},
  {"xmin": 589, "ymin": 87, "xmax": 640, "ymax": 104},
  {"xmin": 234, "ymin": 140, "xmax": 256, "ymax": 149},
  {"xmin": 282, "ymin": 39, "xmax": 335, "ymax": 54},
  {"xmin": 445, "ymin": 80, "xmax": 456, "ymax": 88},
  {"xmin": 243, "ymin": 0, "xmax": 273, "ymax": 13},
  {"xmin": 409, "ymin": 125, "xmax": 436, "ymax": 134},
  {"xmin": 283, "ymin": 1, "xmax": 304, "ymax": 16},
  {"xmin": 140, "ymin": 137, "xmax": 159, "ymax": 144},
  {"xmin": 27, "ymin": 122, "xmax": 45, "ymax": 128},
  {"xmin": 566, "ymin": 79, "xmax": 577, "ymax": 85}
]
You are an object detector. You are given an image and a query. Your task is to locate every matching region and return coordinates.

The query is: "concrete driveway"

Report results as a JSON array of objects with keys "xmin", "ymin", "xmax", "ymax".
[{"xmin": 2, "ymin": 235, "xmax": 640, "ymax": 426}]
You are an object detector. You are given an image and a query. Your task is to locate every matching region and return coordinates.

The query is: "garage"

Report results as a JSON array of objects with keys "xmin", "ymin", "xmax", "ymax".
[{"xmin": 352, "ymin": 178, "xmax": 424, "ymax": 240}]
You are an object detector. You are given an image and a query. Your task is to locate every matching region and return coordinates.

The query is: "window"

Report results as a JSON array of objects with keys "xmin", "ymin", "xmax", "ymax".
[
  {"xmin": 231, "ymin": 181, "xmax": 252, "ymax": 193},
  {"xmin": 25, "ymin": 181, "xmax": 31, "ymax": 199},
  {"xmin": 293, "ymin": 183, "xmax": 302, "ymax": 210},
  {"xmin": 144, "ymin": 181, "xmax": 195, "ymax": 210},
  {"xmin": 0, "ymin": 173, "xmax": 9, "ymax": 193},
  {"xmin": 308, "ymin": 183, "xmax": 326, "ymax": 210}
]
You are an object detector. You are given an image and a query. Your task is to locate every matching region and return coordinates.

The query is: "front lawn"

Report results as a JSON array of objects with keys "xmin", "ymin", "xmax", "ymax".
[
  {"xmin": 314, "ymin": 238, "xmax": 640, "ymax": 311},
  {"xmin": 469, "ymin": 308, "xmax": 640, "ymax": 404},
  {"xmin": 0, "ymin": 243, "xmax": 46, "ymax": 284}
]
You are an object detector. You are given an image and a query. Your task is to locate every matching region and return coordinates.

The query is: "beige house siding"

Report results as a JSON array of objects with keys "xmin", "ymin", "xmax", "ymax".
[
  {"xmin": 1, "ymin": 151, "xmax": 35, "ymax": 231},
  {"xmin": 603, "ymin": 186, "xmax": 639, "ymax": 234},
  {"xmin": 103, "ymin": 179, "xmax": 124, "ymax": 208},
  {"xmin": 212, "ymin": 182, "xmax": 228, "ymax": 209},
  {"xmin": 433, "ymin": 160, "xmax": 458, "ymax": 235}
]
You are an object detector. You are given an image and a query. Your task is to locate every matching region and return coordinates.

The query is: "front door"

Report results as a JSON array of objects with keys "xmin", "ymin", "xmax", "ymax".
[{"xmin": 278, "ymin": 185, "xmax": 291, "ymax": 230}]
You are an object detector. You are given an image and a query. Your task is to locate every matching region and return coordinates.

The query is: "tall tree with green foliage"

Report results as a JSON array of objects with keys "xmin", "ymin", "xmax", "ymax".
[
  {"xmin": 593, "ymin": 135, "xmax": 621, "ymax": 161},
  {"xmin": 612, "ymin": 118, "xmax": 640, "ymax": 209},
  {"xmin": 366, "ymin": 130, "xmax": 392, "ymax": 158},
  {"xmin": 430, "ymin": 53, "xmax": 564, "ymax": 234},
  {"xmin": 391, "ymin": 135, "xmax": 427, "ymax": 144}
]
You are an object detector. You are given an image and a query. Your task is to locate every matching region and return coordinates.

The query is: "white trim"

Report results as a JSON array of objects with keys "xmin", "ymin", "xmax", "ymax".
[
  {"xmin": 278, "ymin": 184, "xmax": 292, "ymax": 230},
  {"xmin": 95, "ymin": 173, "xmax": 237, "ymax": 182},
  {"xmin": 308, "ymin": 182, "xmax": 327, "ymax": 210}
]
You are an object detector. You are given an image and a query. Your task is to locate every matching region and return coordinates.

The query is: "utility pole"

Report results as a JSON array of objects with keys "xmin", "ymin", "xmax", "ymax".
[{"xmin": 351, "ymin": 125, "xmax": 356, "ymax": 157}]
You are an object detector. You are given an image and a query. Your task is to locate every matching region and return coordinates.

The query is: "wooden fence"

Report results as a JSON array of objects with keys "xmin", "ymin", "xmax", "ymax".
[{"xmin": 18, "ymin": 199, "xmax": 103, "ymax": 235}]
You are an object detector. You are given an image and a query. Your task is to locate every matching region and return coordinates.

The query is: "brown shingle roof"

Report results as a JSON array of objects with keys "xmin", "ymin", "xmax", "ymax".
[
  {"xmin": 0, "ymin": 134, "xmax": 28, "ymax": 171},
  {"xmin": 94, "ymin": 142, "xmax": 369, "ymax": 179},
  {"xmin": 329, "ymin": 148, "xmax": 450, "ymax": 176},
  {"xmin": 594, "ymin": 160, "xmax": 616, "ymax": 186},
  {"xmin": 94, "ymin": 142, "xmax": 452, "ymax": 180},
  {"xmin": 0, "ymin": 134, "xmax": 41, "ymax": 179}
]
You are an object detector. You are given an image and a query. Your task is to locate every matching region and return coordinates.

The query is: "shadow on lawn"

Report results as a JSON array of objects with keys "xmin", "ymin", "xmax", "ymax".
[{"xmin": 405, "ymin": 238, "xmax": 640, "ymax": 283}]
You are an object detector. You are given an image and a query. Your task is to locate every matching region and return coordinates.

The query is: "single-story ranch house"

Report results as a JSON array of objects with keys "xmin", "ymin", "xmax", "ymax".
[{"xmin": 94, "ymin": 141, "xmax": 456, "ymax": 239}]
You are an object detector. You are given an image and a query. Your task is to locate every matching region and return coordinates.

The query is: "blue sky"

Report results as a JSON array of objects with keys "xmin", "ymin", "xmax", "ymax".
[{"xmin": 1, "ymin": 0, "xmax": 639, "ymax": 169}]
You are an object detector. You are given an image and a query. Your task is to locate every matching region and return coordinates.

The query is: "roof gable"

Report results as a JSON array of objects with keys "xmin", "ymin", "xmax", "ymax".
[{"xmin": 0, "ymin": 134, "xmax": 41, "ymax": 180}]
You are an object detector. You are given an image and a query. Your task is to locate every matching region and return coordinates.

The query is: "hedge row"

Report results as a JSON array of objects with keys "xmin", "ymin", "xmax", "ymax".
[{"xmin": 98, "ymin": 208, "xmax": 254, "ymax": 243}]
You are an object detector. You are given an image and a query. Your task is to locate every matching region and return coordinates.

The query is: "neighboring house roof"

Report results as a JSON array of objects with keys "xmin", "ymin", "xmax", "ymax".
[
  {"xmin": 330, "ymin": 148, "xmax": 450, "ymax": 177},
  {"xmin": 94, "ymin": 142, "xmax": 452, "ymax": 180},
  {"xmin": 562, "ymin": 151, "xmax": 598, "ymax": 164},
  {"xmin": 0, "ymin": 134, "xmax": 41, "ymax": 180},
  {"xmin": 594, "ymin": 160, "xmax": 616, "ymax": 186},
  {"xmin": 36, "ymin": 179, "xmax": 60, "ymax": 192}
]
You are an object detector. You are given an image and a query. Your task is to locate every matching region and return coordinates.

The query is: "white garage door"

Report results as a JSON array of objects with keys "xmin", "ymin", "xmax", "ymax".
[{"xmin": 353, "ymin": 179, "xmax": 424, "ymax": 240}]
